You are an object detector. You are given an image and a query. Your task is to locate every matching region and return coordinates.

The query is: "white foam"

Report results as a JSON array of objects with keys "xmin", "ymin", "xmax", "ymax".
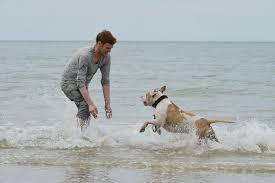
[
  {"xmin": 1, "ymin": 118, "xmax": 275, "ymax": 154},
  {"xmin": 212, "ymin": 119, "xmax": 275, "ymax": 153},
  {"xmin": 0, "ymin": 119, "xmax": 117, "ymax": 149}
]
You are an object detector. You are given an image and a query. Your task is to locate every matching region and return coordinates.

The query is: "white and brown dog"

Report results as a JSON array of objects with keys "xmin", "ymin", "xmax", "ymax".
[{"xmin": 140, "ymin": 86, "xmax": 234, "ymax": 142}]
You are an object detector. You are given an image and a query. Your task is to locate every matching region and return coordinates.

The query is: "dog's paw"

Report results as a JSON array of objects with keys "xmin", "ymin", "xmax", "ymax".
[
  {"xmin": 139, "ymin": 127, "xmax": 146, "ymax": 133},
  {"xmin": 157, "ymin": 129, "xmax": 161, "ymax": 135}
]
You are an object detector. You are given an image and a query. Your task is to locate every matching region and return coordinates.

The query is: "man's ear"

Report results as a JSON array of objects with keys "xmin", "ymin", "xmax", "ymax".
[{"xmin": 160, "ymin": 85, "xmax": 166, "ymax": 93}]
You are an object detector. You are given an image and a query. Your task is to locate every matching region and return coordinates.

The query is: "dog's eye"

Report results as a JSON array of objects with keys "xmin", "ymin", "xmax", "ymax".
[{"xmin": 152, "ymin": 93, "xmax": 157, "ymax": 97}]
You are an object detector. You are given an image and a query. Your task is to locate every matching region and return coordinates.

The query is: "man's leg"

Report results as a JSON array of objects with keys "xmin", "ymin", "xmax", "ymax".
[
  {"xmin": 61, "ymin": 87, "xmax": 90, "ymax": 131},
  {"xmin": 75, "ymin": 100, "xmax": 91, "ymax": 131},
  {"xmin": 77, "ymin": 118, "xmax": 90, "ymax": 131}
]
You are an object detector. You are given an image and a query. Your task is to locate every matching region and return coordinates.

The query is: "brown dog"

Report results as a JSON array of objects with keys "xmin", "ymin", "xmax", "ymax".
[{"xmin": 140, "ymin": 86, "xmax": 234, "ymax": 142}]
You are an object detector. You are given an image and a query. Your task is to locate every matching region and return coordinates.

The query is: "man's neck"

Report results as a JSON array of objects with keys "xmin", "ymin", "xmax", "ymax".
[{"xmin": 92, "ymin": 47, "xmax": 102, "ymax": 63}]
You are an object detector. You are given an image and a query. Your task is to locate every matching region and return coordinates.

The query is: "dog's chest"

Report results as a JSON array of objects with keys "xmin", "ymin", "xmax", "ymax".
[{"xmin": 154, "ymin": 99, "xmax": 171, "ymax": 123}]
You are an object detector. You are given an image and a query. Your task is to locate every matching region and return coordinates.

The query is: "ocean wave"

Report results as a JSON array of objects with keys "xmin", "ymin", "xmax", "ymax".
[
  {"xmin": 0, "ymin": 121, "xmax": 117, "ymax": 150},
  {"xmin": 1, "ymin": 119, "xmax": 275, "ymax": 154}
]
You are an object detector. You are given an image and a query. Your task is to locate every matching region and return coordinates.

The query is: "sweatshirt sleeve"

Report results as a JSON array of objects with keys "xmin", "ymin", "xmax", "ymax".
[
  {"xmin": 76, "ymin": 55, "xmax": 88, "ymax": 89},
  {"xmin": 100, "ymin": 55, "xmax": 111, "ymax": 86}
]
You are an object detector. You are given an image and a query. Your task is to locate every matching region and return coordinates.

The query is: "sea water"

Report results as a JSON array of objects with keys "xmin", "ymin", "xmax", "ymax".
[{"xmin": 0, "ymin": 41, "xmax": 275, "ymax": 182}]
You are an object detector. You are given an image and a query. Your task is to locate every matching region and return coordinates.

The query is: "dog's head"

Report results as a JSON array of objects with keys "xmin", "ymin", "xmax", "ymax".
[{"xmin": 141, "ymin": 85, "xmax": 166, "ymax": 106}]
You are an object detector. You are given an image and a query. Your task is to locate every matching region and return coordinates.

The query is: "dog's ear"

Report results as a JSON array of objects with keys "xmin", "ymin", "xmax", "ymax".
[{"xmin": 160, "ymin": 85, "xmax": 166, "ymax": 93}]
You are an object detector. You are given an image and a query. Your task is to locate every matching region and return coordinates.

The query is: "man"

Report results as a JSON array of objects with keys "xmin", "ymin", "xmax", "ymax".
[{"xmin": 61, "ymin": 30, "xmax": 116, "ymax": 130}]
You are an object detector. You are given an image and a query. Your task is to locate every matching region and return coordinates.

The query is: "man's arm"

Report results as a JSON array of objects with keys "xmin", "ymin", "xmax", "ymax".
[
  {"xmin": 77, "ymin": 55, "xmax": 98, "ymax": 118},
  {"xmin": 79, "ymin": 86, "xmax": 95, "ymax": 107},
  {"xmin": 100, "ymin": 56, "xmax": 111, "ymax": 118},
  {"xmin": 102, "ymin": 84, "xmax": 110, "ymax": 106},
  {"xmin": 102, "ymin": 84, "xmax": 112, "ymax": 118},
  {"xmin": 79, "ymin": 86, "xmax": 98, "ymax": 119}
]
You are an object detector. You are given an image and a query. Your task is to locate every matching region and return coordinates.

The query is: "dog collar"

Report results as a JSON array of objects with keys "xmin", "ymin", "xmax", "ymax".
[{"xmin": 152, "ymin": 95, "xmax": 168, "ymax": 108}]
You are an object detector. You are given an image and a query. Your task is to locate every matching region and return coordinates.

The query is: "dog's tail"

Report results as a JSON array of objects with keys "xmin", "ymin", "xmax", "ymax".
[{"xmin": 208, "ymin": 120, "xmax": 236, "ymax": 125}]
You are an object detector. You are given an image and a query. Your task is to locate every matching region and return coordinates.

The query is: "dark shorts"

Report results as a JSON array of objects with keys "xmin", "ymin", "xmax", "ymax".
[{"xmin": 62, "ymin": 85, "xmax": 90, "ymax": 120}]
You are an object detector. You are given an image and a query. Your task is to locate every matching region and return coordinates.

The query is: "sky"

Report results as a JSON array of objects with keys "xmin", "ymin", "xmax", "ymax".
[{"xmin": 0, "ymin": 0, "xmax": 275, "ymax": 41}]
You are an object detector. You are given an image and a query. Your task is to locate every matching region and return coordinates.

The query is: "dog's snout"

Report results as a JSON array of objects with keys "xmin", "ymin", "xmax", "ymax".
[{"xmin": 141, "ymin": 96, "xmax": 148, "ymax": 106}]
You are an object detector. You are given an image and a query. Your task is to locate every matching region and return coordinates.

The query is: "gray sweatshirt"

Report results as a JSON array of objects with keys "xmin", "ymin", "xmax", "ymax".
[{"xmin": 61, "ymin": 47, "xmax": 110, "ymax": 100}]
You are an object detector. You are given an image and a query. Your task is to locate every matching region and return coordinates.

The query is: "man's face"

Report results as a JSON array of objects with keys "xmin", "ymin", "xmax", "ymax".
[{"xmin": 98, "ymin": 42, "xmax": 113, "ymax": 56}]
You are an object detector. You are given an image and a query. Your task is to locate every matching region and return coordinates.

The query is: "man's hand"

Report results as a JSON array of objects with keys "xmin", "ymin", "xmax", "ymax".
[
  {"xmin": 89, "ymin": 104, "xmax": 98, "ymax": 119},
  {"xmin": 105, "ymin": 104, "xmax": 112, "ymax": 119}
]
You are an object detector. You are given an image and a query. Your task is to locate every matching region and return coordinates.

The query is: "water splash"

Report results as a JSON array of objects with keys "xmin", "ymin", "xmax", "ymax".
[
  {"xmin": 0, "ymin": 120, "xmax": 117, "ymax": 149},
  {"xmin": 1, "ymin": 118, "xmax": 275, "ymax": 154}
]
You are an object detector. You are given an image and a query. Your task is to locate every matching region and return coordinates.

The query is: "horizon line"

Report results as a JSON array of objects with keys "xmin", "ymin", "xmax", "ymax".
[{"xmin": 0, "ymin": 40, "xmax": 275, "ymax": 43}]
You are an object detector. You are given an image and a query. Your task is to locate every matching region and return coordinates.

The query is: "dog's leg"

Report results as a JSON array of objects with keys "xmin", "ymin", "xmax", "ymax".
[
  {"xmin": 206, "ymin": 126, "xmax": 219, "ymax": 143},
  {"xmin": 139, "ymin": 120, "xmax": 162, "ymax": 133},
  {"xmin": 152, "ymin": 125, "xmax": 162, "ymax": 135}
]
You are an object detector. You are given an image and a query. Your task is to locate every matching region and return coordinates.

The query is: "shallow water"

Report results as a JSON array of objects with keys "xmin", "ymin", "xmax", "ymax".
[{"xmin": 0, "ymin": 41, "xmax": 275, "ymax": 182}]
